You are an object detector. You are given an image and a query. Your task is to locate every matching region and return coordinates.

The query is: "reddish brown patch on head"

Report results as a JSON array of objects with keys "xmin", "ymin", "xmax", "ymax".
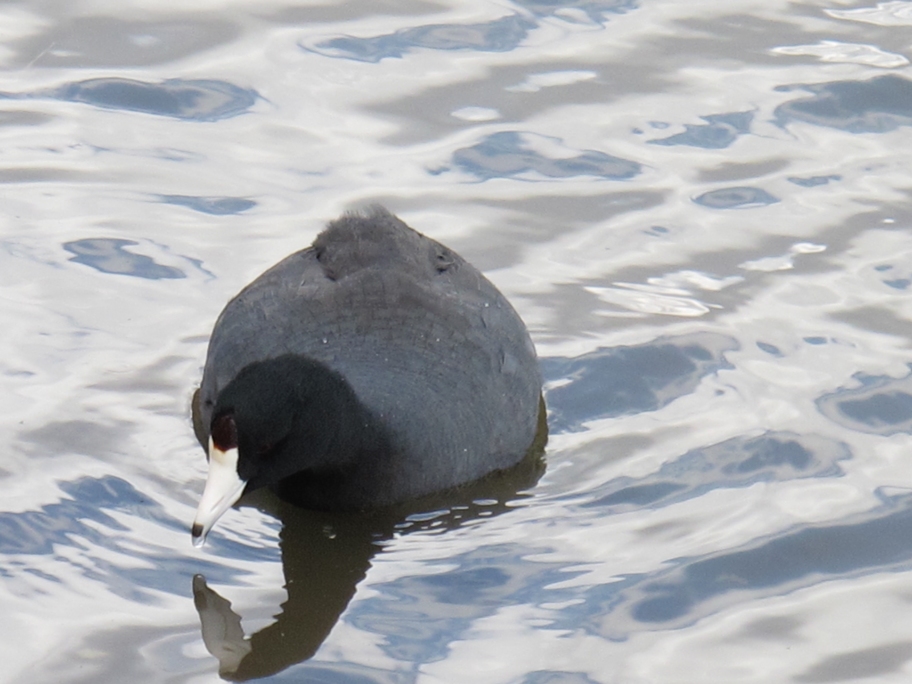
[{"xmin": 211, "ymin": 413, "xmax": 238, "ymax": 452}]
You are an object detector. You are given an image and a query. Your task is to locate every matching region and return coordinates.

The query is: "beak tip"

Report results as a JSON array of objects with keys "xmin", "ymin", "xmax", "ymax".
[
  {"xmin": 195, "ymin": 443, "xmax": 245, "ymax": 548},
  {"xmin": 191, "ymin": 522, "xmax": 206, "ymax": 545}
]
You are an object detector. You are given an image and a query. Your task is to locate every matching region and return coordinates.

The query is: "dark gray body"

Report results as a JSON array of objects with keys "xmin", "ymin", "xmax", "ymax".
[{"xmin": 197, "ymin": 208, "xmax": 541, "ymax": 508}]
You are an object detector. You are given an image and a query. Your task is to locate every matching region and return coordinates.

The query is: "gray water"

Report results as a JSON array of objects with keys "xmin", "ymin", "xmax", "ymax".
[{"xmin": 3, "ymin": 0, "xmax": 912, "ymax": 682}]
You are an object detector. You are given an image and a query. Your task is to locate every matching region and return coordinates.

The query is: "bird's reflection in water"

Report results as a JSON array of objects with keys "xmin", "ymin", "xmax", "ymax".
[{"xmin": 193, "ymin": 407, "xmax": 547, "ymax": 681}]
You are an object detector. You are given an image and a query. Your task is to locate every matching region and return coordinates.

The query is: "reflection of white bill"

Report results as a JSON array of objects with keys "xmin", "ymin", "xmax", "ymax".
[{"xmin": 193, "ymin": 574, "xmax": 252, "ymax": 677}]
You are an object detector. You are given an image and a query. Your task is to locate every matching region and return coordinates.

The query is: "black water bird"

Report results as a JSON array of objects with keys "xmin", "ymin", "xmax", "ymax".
[{"xmin": 191, "ymin": 207, "xmax": 543, "ymax": 544}]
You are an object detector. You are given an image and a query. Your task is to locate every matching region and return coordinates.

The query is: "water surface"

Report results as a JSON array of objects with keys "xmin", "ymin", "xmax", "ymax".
[{"xmin": 3, "ymin": 1, "xmax": 912, "ymax": 682}]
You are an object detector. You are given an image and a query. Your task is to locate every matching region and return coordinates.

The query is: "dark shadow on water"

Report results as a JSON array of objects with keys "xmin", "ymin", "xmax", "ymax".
[{"xmin": 192, "ymin": 403, "xmax": 548, "ymax": 681}]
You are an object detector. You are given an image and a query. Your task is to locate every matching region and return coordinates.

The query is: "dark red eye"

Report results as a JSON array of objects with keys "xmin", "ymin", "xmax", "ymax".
[{"xmin": 211, "ymin": 413, "xmax": 238, "ymax": 451}]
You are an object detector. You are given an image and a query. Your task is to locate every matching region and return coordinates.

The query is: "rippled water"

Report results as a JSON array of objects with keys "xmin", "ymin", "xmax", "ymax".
[{"xmin": 3, "ymin": 1, "xmax": 912, "ymax": 682}]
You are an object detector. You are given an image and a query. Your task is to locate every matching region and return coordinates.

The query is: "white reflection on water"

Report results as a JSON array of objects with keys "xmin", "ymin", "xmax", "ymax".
[{"xmin": 3, "ymin": 0, "xmax": 912, "ymax": 682}]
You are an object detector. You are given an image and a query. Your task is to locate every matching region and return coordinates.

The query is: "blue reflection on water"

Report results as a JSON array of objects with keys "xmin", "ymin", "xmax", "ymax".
[
  {"xmin": 0, "ymin": 479, "xmax": 130, "ymax": 557},
  {"xmin": 0, "ymin": 476, "xmax": 255, "ymax": 600},
  {"xmin": 818, "ymin": 368, "xmax": 912, "ymax": 435},
  {"xmin": 6, "ymin": 78, "xmax": 259, "ymax": 121},
  {"xmin": 159, "ymin": 195, "xmax": 257, "ymax": 215},
  {"xmin": 526, "ymin": 674, "xmax": 601, "ymax": 684},
  {"xmin": 350, "ymin": 576, "xmax": 472, "ymax": 662},
  {"xmin": 265, "ymin": 661, "xmax": 394, "ymax": 684},
  {"xmin": 584, "ymin": 432, "xmax": 848, "ymax": 511},
  {"xmin": 788, "ymin": 174, "xmax": 841, "ymax": 187},
  {"xmin": 308, "ymin": 14, "xmax": 536, "ymax": 62},
  {"xmin": 419, "ymin": 565, "xmax": 511, "ymax": 605},
  {"xmin": 308, "ymin": 2, "xmax": 636, "ymax": 63},
  {"xmin": 693, "ymin": 186, "xmax": 779, "ymax": 209},
  {"xmin": 63, "ymin": 238, "xmax": 185, "ymax": 279},
  {"xmin": 650, "ymin": 111, "xmax": 753, "ymax": 149},
  {"xmin": 249, "ymin": 479, "xmax": 912, "ymax": 675},
  {"xmin": 349, "ymin": 544, "xmax": 579, "ymax": 664},
  {"xmin": 351, "ymin": 468, "xmax": 912, "ymax": 664},
  {"xmin": 874, "ymin": 264, "xmax": 912, "ymax": 290},
  {"xmin": 775, "ymin": 75, "xmax": 912, "ymax": 133},
  {"xmin": 0, "ymin": 477, "xmax": 237, "ymax": 597},
  {"xmin": 757, "ymin": 341, "xmax": 782, "ymax": 356},
  {"xmin": 347, "ymin": 470, "xmax": 912, "ymax": 662},
  {"xmin": 629, "ymin": 493, "xmax": 912, "ymax": 624},
  {"xmin": 517, "ymin": 0, "xmax": 636, "ymax": 23},
  {"xmin": 520, "ymin": 490, "xmax": 912, "ymax": 638},
  {"xmin": 542, "ymin": 334, "xmax": 736, "ymax": 432},
  {"xmin": 445, "ymin": 131, "xmax": 641, "ymax": 182}
]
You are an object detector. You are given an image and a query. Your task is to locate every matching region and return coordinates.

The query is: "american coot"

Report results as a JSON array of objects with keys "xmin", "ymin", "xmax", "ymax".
[{"xmin": 191, "ymin": 207, "xmax": 543, "ymax": 544}]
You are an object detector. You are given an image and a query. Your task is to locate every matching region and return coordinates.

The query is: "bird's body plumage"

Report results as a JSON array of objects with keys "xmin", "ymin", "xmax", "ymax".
[{"xmin": 193, "ymin": 208, "xmax": 541, "ymax": 532}]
